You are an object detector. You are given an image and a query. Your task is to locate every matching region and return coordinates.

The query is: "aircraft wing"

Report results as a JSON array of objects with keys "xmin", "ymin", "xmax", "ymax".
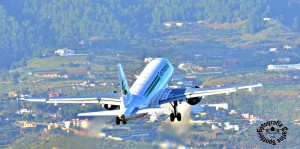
[
  {"xmin": 19, "ymin": 93, "xmax": 122, "ymax": 106},
  {"xmin": 159, "ymin": 83, "xmax": 262, "ymax": 105}
]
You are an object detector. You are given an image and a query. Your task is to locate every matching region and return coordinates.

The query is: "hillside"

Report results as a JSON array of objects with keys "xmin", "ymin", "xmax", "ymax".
[{"xmin": 1, "ymin": 0, "xmax": 300, "ymax": 69}]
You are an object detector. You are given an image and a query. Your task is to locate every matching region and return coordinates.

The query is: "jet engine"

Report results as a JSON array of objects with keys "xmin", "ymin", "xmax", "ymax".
[
  {"xmin": 103, "ymin": 104, "xmax": 119, "ymax": 110},
  {"xmin": 191, "ymin": 86, "xmax": 200, "ymax": 88},
  {"xmin": 186, "ymin": 97, "xmax": 202, "ymax": 105}
]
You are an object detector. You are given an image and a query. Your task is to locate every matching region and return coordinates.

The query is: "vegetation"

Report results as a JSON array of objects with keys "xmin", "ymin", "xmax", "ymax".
[
  {"xmin": 1, "ymin": 0, "xmax": 300, "ymax": 69},
  {"xmin": 1, "ymin": 1, "xmax": 300, "ymax": 148},
  {"xmin": 8, "ymin": 134, "xmax": 156, "ymax": 149}
]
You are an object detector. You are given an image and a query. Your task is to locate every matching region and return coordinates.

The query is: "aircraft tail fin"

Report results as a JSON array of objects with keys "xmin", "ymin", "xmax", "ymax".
[{"xmin": 117, "ymin": 64, "xmax": 132, "ymax": 108}]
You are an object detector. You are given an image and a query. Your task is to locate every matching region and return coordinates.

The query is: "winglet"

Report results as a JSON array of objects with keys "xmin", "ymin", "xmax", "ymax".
[{"xmin": 117, "ymin": 64, "xmax": 132, "ymax": 107}]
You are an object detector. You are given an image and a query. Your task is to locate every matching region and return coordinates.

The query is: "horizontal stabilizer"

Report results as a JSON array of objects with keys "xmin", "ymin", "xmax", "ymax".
[
  {"xmin": 78, "ymin": 110, "xmax": 121, "ymax": 117},
  {"xmin": 136, "ymin": 108, "xmax": 170, "ymax": 115},
  {"xmin": 18, "ymin": 95, "xmax": 122, "ymax": 105}
]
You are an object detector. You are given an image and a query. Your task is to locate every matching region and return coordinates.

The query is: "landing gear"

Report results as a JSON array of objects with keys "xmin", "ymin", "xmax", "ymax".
[
  {"xmin": 115, "ymin": 117, "xmax": 120, "ymax": 125},
  {"xmin": 170, "ymin": 113, "xmax": 175, "ymax": 122},
  {"xmin": 115, "ymin": 115, "xmax": 127, "ymax": 125},
  {"xmin": 122, "ymin": 119, "xmax": 127, "ymax": 124},
  {"xmin": 176, "ymin": 113, "xmax": 181, "ymax": 121},
  {"xmin": 170, "ymin": 101, "xmax": 181, "ymax": 122}
]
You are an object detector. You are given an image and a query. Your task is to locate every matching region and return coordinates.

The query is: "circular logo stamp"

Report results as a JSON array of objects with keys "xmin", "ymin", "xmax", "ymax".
[{"xmin": 257, "ymin": 120, "xmax": 288, "ymax": 145}]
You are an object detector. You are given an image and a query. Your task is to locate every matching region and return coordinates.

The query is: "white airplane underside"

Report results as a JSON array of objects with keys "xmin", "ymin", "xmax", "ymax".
[{"xmin": 20, "ymin": 58, "xmax": 262, "ymax": 125}]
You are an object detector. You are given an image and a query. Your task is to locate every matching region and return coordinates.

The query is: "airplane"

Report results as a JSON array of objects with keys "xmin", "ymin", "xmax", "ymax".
[
  {"xmin": 20, "ymin": 58, "xmax": 262, "ymax": 125},
  {"xmin": 264, "ymin": 126, "xmax": 288, "ymax": 134}
]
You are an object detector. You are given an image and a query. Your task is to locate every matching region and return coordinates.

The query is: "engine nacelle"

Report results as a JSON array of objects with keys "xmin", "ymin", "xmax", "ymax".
[
  {"xmin": 191, "ymin": 86, "xmax": 200, "ymax": 88},
  {"xmin": 186, "ymin": 97, "xmax": 202, "ymax": 105},
  {"xmin": 103, "ymin": 104, "xmax": 119, "ymax": 110}
]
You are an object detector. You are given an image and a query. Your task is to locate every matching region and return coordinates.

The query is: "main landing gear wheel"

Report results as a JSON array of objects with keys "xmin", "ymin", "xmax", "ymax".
[
  {"xmin": 176, "ymin": 113, "xmax": 181, "ymax": 121},
  {"xmin": 115, "ymin": 117, "xmax": 120, "ymax": 125},
  {"xmin": 170, "ymin": 113, "xmax": 175, "ymax": 122},
  {"xmin": 169, "ymin": 101, "xmax": 182, "ymax": 122}
]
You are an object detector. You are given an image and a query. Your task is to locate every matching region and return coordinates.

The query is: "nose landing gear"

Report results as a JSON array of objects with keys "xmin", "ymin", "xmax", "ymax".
[
  {"xmin": 115, "ymin": 115, "xmax": 127, "ymax": 125},
  {"xmin": 115, "ymin": 117, "xmax": 120, "ymax": 125}
]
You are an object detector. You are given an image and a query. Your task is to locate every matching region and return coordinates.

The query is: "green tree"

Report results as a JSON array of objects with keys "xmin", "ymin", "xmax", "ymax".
[{"xmin": 11, "ymin": 72, "xmax": 20, "ymax": 85}]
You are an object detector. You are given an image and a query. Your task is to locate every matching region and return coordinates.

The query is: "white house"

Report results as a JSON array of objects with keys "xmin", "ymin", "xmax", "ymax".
[
  {"xmin": 241, "ymin": 113, "xmax": 250, "ymax": 119},
  {"xmin": 55, "ymin": 48, "xmax": 75, "ymax": 56},
  {"xmin": 211, "ymin": 124, "xmax": 219, "ymax": 130},
  {"xmin": 283, "ymin": 45, "xmax": 292, "ymax": 50},
  {"xmin": 202, "ymin": 103, "xmax": 229, "ymax": 110},
  {"xmin": 163, "ymin": 22, "xmax": 172, "ymax": 27},
  {"xmin": 176, "ymin": 22, "xmax": 183, "ymax": 27},
  {"xmin": 263, "ymin": 18, "xmax": 271, "ymax": 21},
  {"xmin": 17, "ymin": 109, "xmax": 32, "ymax": 115},
  {"xmin": 144, "ymin": 57, "xmax": 154, "ymax": 63},
  {"xmin": 224, "ymin": 122, "xmax": 239, "ymax": 131},
  {"xmin": 269, "ymin": 48, "xmax": 277, "ymax": 52}
]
